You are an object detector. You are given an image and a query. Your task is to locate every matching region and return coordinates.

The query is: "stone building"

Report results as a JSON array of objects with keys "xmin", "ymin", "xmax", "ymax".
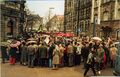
[
  {"xmin": 78, "ymin": 0, "xmax": 92, "ymax": 36},
  {"xmin": 64, "ymin": 0, "xmax": 92, "ymax": 35},
  {"xmin": 64, "ymin": 0, "xmax": 76, "ymax": 33},
  {"xmin": 64, "ymin": 0, "xmax": 120, "ymax": 39},
  {"xmin": 92, "ymin": 0, "xmax": 120, "ymax": 39},
  {"xmin": 46, "ymin": 15, "xmax": 64, "ymax": 32},
  {"xmin": 1, "ymin": 1, "xmax": 26, "ymax": 41}
]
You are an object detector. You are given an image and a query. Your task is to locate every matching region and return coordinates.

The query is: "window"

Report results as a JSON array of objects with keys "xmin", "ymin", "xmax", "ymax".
[{"xmin": 103, "ymin": 12, "xmax": 109, "ymax": 21}]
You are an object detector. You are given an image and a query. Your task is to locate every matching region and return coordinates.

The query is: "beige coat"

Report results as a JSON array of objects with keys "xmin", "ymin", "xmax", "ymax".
[
  {"xmin": 110, "ymin": 47, "xmax": 118, "ymax": 60},
  {"xmin": 52, "ymin": 47, "xmax": 60, "ymax": 65}
]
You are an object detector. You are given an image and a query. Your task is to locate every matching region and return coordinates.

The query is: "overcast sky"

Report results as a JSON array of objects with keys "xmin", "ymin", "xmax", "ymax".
[{"xmin": 26, "ymin": 0, "xmax": 65, "ymax": 17}]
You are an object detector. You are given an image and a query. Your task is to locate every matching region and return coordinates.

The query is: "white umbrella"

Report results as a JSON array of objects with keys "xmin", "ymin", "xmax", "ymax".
[
  {"xmin": 92, "ymin": 37, "xmax": 102, "ymax": 41},
  {"xmin": 1, "ymin": 42, "xmax": 10, "ymax": 46},
  {"xmin": 26, "ymin": 40, "xmax": 37, "ymax": 45},
  {"xmin": 27, "ymin": 38, "xmax": 36, "ymax": 41}
]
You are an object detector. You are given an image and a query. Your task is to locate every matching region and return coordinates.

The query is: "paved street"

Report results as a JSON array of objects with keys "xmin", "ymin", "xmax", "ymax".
[{"xmin": 1, "ymin": 63, "xmax": 113, "ymax": 77}]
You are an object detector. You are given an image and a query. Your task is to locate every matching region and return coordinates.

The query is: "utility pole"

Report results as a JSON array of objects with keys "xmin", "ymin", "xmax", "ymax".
[
  {"xmin": 93, "ymin": 16, "xmax": 96, "ymax": 37},
  {"xmin": 77, "ymin": 0, "xmax": 80, "ymax": 36}
]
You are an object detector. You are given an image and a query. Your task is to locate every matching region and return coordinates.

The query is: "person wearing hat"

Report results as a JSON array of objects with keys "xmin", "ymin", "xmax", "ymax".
[{"xmin": 1, "ymin": 45, "xmax": 8, "ymax": 63}]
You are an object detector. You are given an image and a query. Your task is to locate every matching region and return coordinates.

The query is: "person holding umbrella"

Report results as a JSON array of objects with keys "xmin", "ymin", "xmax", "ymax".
[{"xmin": 9, "ymin": 40, "xmax": 19, "ymax": 65}]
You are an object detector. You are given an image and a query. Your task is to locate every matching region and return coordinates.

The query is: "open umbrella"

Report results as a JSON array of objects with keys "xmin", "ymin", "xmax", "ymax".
[
  {"xmin": 56, "ymin": 33, "xmax": 65, "ymax": 37},
  {"xmin": 16, "ymin": 41, "xmax": 21, "ymax": 46},
  {"xmin": 1, "ymin": 42, "xmax": 10, "ymax": 46},
  {"xmin": 26, "ymin": 40, "xmax": 37, "ymax": 45},
  {"xmin": 27, "ymin": 38, "xmax": 36, "ymax": 41},
  {"xmin": 65, "ymin": 33, "xmax": 75, "ymax": 37},
  {"xmin": 92, "ymin": 37, "xmax": 102, "ymax": 41}
]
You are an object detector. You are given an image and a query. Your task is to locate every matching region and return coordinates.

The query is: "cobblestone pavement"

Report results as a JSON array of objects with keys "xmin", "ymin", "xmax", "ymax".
[{"xmin": 1, "ymin": 63, "xmax": 113, "ymax": 77}]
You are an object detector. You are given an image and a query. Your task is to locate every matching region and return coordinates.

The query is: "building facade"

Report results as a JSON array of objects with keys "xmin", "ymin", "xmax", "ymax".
[
  {"xmin": 1, "ymin": 1, "xmax": 26, "ymax": 41},
  {"xmin": 79, "ymin": 0, "xmax": 92, "ymax": 36},
  {"xmin": 92, "ymin": 0, "xmax": 120, "ymax": 39},
  {"xmin": 46, "ymin": 15, "xmax": 64, "ymax": 32},
  {"xmin": 64, "ymin": 0, "xmax": 120, "ymax": 39},
  {"xmin": 64, "ymin": 0, "xmax": 92, "ymax": 35},
  {"xmin": 64, "ymin": 0, "xmax": 76, "ymax": 33}
]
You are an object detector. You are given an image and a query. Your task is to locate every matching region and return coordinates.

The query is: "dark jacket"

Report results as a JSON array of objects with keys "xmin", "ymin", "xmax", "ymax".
[
  {"xmin": 39, "ymin": 45, "xmax": 47, "ymax": 58},
  {"xmin": 27, "ymin": 45, "xmax": 35, "ymax": 55},
  {"xmin": 48, "ymin": 44, "xmax": 55, "ymax": 59},
  {"xmin": 81, "ymin": 46, "xmax": 90, "ymax": 58},
  {"xmin": 9, "ymin": 47, "xmax": 17, "ymax": 57}
]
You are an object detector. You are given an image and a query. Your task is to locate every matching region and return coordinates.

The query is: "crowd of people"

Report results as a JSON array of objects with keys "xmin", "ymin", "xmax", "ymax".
[{"xmin": 1, "ymin": 33, "xmax": 119, "ymax": 76}]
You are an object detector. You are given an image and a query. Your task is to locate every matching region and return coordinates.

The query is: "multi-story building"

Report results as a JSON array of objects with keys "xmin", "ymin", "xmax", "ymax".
[
  {"xmin": 92, "ymin": 0, "xmax": 120, "ymax": 39},
  {"xmin": 64, "ymin": 0, "xmax": 120, "ymax": 39},
  {"xmin": 1, "ymin": 1, "xmax": 26, "ymax": 41},
  {"xmin": 64, "ymin": 0, "xmax": 92, "ymax": 35},
  {"xmin": 79, "ymin": 0, "xmax": 92, "ymax": 36},
  {"xmin": 46, "ymin": 15, "xmax": 64, "ymax": 32},
  {"xmin": 64, "ymin": 0, "xmax": 76, "ymax": 33}
]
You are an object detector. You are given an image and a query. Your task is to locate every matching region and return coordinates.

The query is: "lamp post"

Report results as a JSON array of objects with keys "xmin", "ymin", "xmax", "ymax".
[
  {"xmin": 77, "ymin": 0, "xmax": 80, "ymax": 36},
  {"xmin": 93, "ymin": 16, "xmax": 96, "ymax": 37}
]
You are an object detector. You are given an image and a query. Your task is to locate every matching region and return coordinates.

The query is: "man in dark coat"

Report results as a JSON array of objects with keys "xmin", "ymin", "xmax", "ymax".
[
  {"xmin": 81, "ymin": 43, "xmax": 90, "ymax": 68},
  {"xmin": 20, "ymin": 42, "xmax": 28, "ymax": 65},
  {"xmin": 38, "ymin": 43, "xmax": 48, "ymax": 67},
  {"xmin": 48, "ymin": 43, "xmax": 55, "ymax": 68},
  {"xmin": 1, "ymin": 45, "xmax": 8, "ymax": 63},
  {"xmin": 27, "ymin": 43, "xmax": 35, "ymax": 68}
]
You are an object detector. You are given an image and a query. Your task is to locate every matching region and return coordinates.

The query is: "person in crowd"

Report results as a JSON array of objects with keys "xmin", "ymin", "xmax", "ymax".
[
  {"xmin": 76, "ymin": 42, "xmax": 82, "ymax": 65},
  {"xmin": 109, "ymin": 44, "xmax": 118, "ymax": 68},
  {"xmin": 27, "ymin": 43, "xmax": 36, "ymax": 68},
  {"xmin": 102, "ymin": 42, "xmax": 109, "ymax": 68},
  {"xmin": 73, "ymin": 42, "xmax": 78, "ymax": 66},
  {"xmin": 59, "ymin": 44, "xmax": 65, "ymax": 67},
  {"xmin": 9, "ymin": 40, "xmax": 18, "ymax": 65},
  {"xmin": 84, "ymin": 50, "xmax": 97, "ymax": 76},
  {"xmin": 1, "ymin": 45, "xmax": 9, "ymax": 63},
  {"xmin": 20, "ymin": 42, "xmax": 28, "ymax": 65},
  {"xmin": 33, "ymin": 43, "xmax": 39, "ymax": 66},
  {"xmin": 64, "ymin": 44, "xmax": 68, "ymax": 66},
  {"xmin": 67, "ymin": 42, "xmax": 74, "ymax": 67},
  {"xmin": 38, "ymin": 42, "xmax": 48, "ymax": 67},
  {"xmin": 81, "ymin": 42, "xmax": 90, "ymax": 68},
  {"xmin": 95, "ymin": 44, "xmax": 104, "ymax": 74},
  {"xmin": 52, "ymin": 44, "xmax": 60, "ymax": 69},
  {"xmin": 48, "ymin": 42, "xmax": 55, "ymax": 68}
]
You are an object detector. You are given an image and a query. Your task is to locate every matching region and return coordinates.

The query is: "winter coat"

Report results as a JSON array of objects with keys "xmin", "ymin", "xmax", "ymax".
[
  {"xmin": 81, "ymin": 46, "xmax": 90, "ymax": 58},
  {"xmin": 110, "ymin": 47, "xmax": 118, "ymax": 60},
  {"xmin": 96, "ymin": 47, "xmax": 104, "ymax": 63},
  {"xmin": 52, "ymin": 48, "xmax": 60, "ymax": 65},
  {"xmin": 9, "ymin": 47, "xmax": 17, "ymax": 57},
  {"xmin": 21, "ymin": 45, "xmax": 28, "ymax": 62},
  {"xmin": 48, "ymin": 44, "xmax": 55, "ymax": 59},
  {"xmin": 39, "ymin": 45, "xmax": 48, "ymax": 59},
  {"xmin": 27, "ymin": 45, "xmax": 35, "ymax": 55},
  {"xmin": 67, "ymin": 45, "xmax": 73, "ymax": 53}
]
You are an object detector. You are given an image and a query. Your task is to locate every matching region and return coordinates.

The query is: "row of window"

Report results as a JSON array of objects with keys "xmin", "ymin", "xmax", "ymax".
[
  {"xmin": 79, "ymin": 20, "xmax": 90, "ymax": 31},
  {"xmin": 79, "ymin": 8, "xmax": 91, "ymax": 20}
]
